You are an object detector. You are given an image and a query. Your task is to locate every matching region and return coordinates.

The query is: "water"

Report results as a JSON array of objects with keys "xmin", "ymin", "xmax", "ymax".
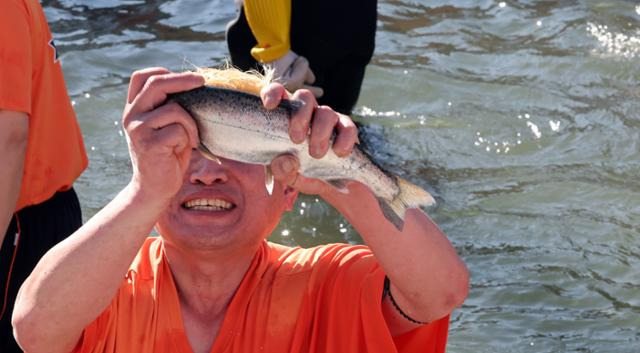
[{"xmin": 43, "ymin": 0, "xmax": 639, "ymax": 351}]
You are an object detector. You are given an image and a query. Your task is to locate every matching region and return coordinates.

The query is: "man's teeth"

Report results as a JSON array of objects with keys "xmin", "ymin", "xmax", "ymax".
[{"xmin": 184, "ymin": 198, "xmax": 233, "ymax": 211}]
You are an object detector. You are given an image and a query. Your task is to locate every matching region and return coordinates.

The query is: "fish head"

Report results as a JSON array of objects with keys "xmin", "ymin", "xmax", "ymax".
[{"xmin": 155, "ymin": 150, "xmax": 297, "ymax": 250}]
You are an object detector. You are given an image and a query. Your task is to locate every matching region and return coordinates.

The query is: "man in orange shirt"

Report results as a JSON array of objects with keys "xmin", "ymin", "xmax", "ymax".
[
  {"xmin": 12, "ymin": 68, "xmax": 468, "ymax": 353},
  {"xmin": 0, "ymin": 1, "xmax": 87, "ymax": 351}
]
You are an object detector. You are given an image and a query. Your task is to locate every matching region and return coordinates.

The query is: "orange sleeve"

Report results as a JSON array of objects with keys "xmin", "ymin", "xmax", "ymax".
[
  {"xmin": 0, "ymin": 0, "xmax": 32, "ymax": 113},
  {"xmin": 308, "ymin": 245, "xmax": 451, "ymax": 353}
]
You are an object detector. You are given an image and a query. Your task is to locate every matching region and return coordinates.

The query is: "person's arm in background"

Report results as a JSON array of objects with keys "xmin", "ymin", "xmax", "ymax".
[
  {"xmin": 243, "ymin": 0, "xmax": 322, "ymax": 96},
  {"xmin": 0, "ymin": 1, "xmax": 33, "ymax": 244},
  {"xmin": 243, "ymin": 0, "xmax": 290, "ymax": 63},
  {"xmin": 0, "ymin": 112, "xmax": 28, "ymax": 244}
]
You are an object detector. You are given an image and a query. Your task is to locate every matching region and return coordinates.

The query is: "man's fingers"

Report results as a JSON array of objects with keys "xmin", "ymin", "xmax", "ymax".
[
  {"xmin": 308, "ymin": 106, "xmax": 338, "ymax": 159},
  {"xmin": 129, "ymin": 72, "xmax": 204, "ymax": 116},
  {"xmin": 289, "ymin": 89, "xmax": 317, "ymax": 143},
  {"xmin": 270, "ymin": 154, "xmax": 330, "ymax": 193},
  {"xmin": 127, "ymin": 102, "xmax": 199, "ymax": 149},
  {"xmin": 260, "ymin": 82, "xmax": 289, "ymax": 110},
  {"xmin": 127, "ymin": 67, "xmax": 171, "ymax": 104},
  {"xmin": 332, "ymin": 114, "xmax": 359, "ymax": 157},
  {"xmin": 270, "ymin": 154, "xmax": 300, "ymax": 186}
]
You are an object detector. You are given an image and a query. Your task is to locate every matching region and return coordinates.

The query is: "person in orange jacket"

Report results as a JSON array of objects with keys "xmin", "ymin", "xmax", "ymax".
[
  {"xmin": 227, "ymin": 0, "xmax": 377, "ymax": 115},
  {"xmin": 12, "ymin": 68, "xmax": 468, "ymax": 353},
  {"xmin": 0, "ymin": 0, "xmax": 88, "ymax": 351}
]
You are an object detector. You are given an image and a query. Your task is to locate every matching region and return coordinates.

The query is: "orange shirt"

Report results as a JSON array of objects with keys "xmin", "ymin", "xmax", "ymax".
[
  {"xmin": 0, "ymin": 0, "xmax": 87, "ymax": 211},
  {"xmin": 74, "ymin": 238, "xmax": 450, "ymax": 353}
]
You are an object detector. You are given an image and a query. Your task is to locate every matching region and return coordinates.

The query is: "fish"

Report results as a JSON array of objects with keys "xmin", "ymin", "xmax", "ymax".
[{"xmin": 168, "ymin": 86, "xmax": 435, "ymax": 230}]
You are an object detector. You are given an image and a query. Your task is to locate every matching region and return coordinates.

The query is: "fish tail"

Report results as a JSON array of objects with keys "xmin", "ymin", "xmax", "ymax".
[{"xmin": 377, "ymin": 177, "xmax": 435, "ymax": 231}]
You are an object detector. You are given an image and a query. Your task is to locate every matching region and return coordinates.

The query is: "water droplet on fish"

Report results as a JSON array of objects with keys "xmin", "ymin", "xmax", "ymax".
[
  {"xmin": 84, "ymin": 93, "xmax": 91, "ymax": 98},
  {"xmin": 525, "ymin": 113, "xmax": 530, "ymax": 119},
  {"xmin": 499, "ymin": 2, "xmax": 506, "ymax": 8},
  {"xmin": 114, "ymin": 121, "xmax": 119, "ymax": 126},
  {"xmin": 536, "ymin": 20, "xmax": 542, "ymax": 26},
  {"xmin": 301, "ymin": 202, "xmax": 306, "ymax": 207},
  {"xmin": 71, "ymin": 100, "xmax": 76, "ymax": 106},
  {"xmin": 549, "ymin": 120, "xmax": 560, "ymax": 131},
  {"xmin": 447, "ymin": 101, "xmax": 452, "ymax": 106},
  {"xmin": 91, "ymin": 146, "xmax": 95, "ymax": 151},
  {"xmin": 281, "ymin": 229, "xmax": 290, "ymax": 236}
]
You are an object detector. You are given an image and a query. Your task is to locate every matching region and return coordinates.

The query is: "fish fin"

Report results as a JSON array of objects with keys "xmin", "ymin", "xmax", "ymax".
[
  {"xmin": 377, "ymin": 197, "xmax": 404, "ymax": 230},
  {"xmin": 264, "ymin": 165, "xmax": 274, "ymax": 195},
  {"xmin": 327, "ymin": 179, "xmax": 350, "ymax": 194},
  {"xmin": 198, "ymin": 144, "xmax": 221, "ymax": 164},
  {"xmin": 380, "ymin": 177, "xmax": 436, "ymax": 231}
]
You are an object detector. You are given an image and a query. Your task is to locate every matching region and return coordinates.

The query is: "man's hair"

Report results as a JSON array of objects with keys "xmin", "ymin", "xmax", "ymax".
[{"xmin": 196, "ymin": 66, "xmax": 272, "ymax": 95}]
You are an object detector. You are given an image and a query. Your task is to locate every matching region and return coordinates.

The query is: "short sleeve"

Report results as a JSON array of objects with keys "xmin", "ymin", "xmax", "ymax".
[
  {"xmin": 0, "ymin": 0, "xmax": 32, "ymax": 113},
  {"xmin": 308, "ymin": 244, "xmax": 451, "ymax": 353}
]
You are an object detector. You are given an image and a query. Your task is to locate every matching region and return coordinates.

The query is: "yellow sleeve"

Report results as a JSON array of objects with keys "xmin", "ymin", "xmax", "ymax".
[{"xmin": 243, "ymin": 0, "xmax": 291, "ymax": 63}]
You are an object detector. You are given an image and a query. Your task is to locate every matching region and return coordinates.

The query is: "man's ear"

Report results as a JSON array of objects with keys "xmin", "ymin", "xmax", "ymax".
[{"xmin": 283, "ymin": 186, "xmax": 299, "ymax": 211}]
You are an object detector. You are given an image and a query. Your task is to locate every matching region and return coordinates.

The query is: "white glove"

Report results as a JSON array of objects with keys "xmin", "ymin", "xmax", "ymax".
[{"xmin": 263, "ymin": 50, "xmax": 324, "ymax": 98}]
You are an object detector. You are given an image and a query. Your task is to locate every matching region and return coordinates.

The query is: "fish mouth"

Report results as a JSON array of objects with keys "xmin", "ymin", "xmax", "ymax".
[{"xmin": 182, "ymin": 198, "xmax": 236, "ymax": 212}]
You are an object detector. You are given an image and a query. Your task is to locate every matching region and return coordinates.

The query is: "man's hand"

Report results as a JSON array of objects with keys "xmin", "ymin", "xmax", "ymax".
[
  {"xmin": 259, "ymin": 83, "xmax": 357, "ymax": 195},
  {"xmin": 262, "ymin": 50, "xmax": 324, "ymax": 98},
  {"xmin": 123, "ymin": 68, "xmax": 204, "ymax": 203}
]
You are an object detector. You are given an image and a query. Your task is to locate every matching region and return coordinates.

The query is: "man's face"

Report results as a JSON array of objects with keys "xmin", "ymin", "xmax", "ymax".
[{"xmin": 156, "ymin": 151, "xmax": 297, "ymax": 252}]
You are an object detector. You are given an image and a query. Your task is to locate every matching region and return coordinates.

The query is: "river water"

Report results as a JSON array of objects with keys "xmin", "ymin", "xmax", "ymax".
[{"xmin": 43, "ymin": 0, "xmax": 639, "ymax": 352}]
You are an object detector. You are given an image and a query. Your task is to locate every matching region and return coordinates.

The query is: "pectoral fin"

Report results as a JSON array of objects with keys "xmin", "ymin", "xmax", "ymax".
[
  {"xmin": 264, "ymin": 165, "xmax": 274, "ymax": 195},
  {"xmin": 327, "ymin": 179, "xmax": 350, "ymax": 194},
  {"xmin": 197, "ymin": 144, "xmax": 221, "ymax": 164}
]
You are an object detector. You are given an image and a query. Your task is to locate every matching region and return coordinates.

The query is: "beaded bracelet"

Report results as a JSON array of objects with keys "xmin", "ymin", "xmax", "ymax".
[{"xmin": 382, "ymin": 276, "xmax": 426, "ymax": 325}]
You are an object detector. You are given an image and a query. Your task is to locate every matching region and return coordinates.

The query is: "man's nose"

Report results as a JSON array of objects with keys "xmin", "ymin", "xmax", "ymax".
[{"xmin": 189, "ymin": 154, "xmax": 229, "ymax": 185}]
